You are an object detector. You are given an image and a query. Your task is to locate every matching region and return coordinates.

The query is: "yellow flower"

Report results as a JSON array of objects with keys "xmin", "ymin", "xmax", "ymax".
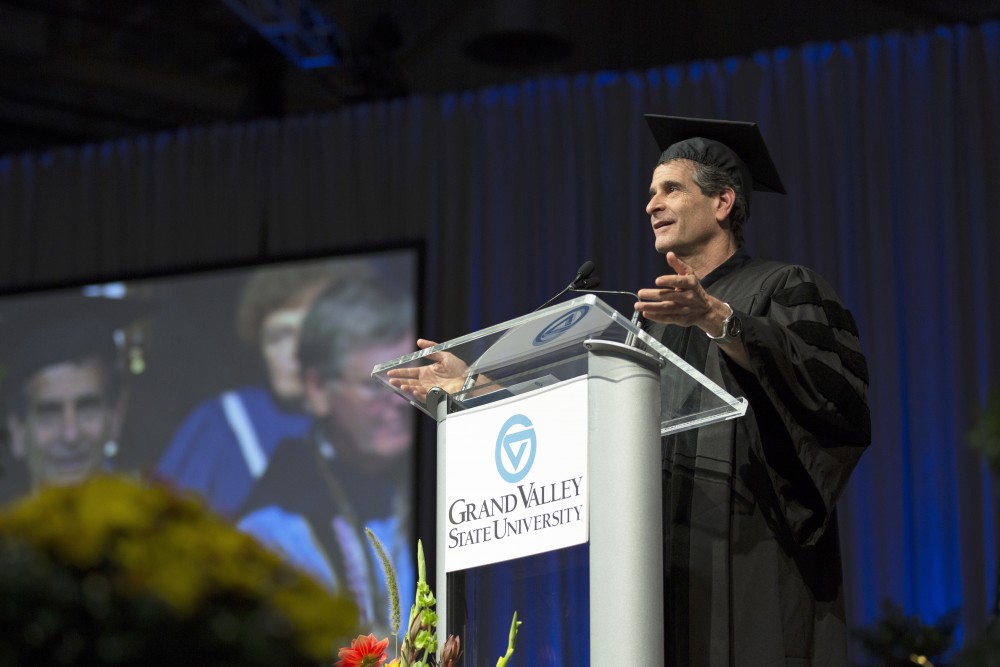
[{"xmin": 0, "ymin": 474, "xmax": 360, "ymax": 662}]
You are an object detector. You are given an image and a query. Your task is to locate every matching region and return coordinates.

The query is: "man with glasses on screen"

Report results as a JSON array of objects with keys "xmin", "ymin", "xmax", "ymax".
[
  {"xmin": 239, "ymin": 275, "xmax": 415, "ymax": 638},
  {"xmin": 1, "ymin": 297, "xmax": 130, "ymax": 499},
  {"xmin": 154, "ymin": 262, "xmax": 370, "ymax": 517}
]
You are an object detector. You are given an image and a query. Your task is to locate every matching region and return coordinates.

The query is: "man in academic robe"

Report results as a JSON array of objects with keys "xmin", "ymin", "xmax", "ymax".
[
  {"xmin": 385, "ymin": 115, "xmax": 871, "ymax": 666},
  {"xmin": 635, "ymin": 115, "xmax": 871, "ymax": 666}
]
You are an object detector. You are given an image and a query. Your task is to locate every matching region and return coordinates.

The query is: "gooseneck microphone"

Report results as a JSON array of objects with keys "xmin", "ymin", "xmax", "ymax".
[
  {"xmin": 464, "ymin": 262, "xmax": 601, "ymax": 395},
  {"xmin": 533, "ymin": 261, "xmax": 645, "ymax": 347},
  {"xmin": 532, "ymin": 260, "xmax": 599, "ymax": 312}
]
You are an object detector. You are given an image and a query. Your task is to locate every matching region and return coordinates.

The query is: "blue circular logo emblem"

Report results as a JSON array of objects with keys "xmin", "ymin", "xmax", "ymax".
[
  {"xmin": 495, "ymin": 414, "xmax": 537, "ymax": 483},
  {"xmin": 533, "ymin": 305, "xmax": 590, "ymax": 346}
]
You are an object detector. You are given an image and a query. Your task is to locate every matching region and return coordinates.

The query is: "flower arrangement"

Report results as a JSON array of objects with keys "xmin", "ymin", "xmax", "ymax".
[
  {"xmin": 335, "ymin": 531, "xmax": 522, "ymax": 667},
  {"xmin": 0, "ymin": 474, "xmax": 522, "ymax": 667},
  {"xmin": 851, "ymin": 599, "xmax": 957, "ymax": 667},
  {"xmin": 0, "ymin": 474, "xmax": 359, "ymax": 666}
]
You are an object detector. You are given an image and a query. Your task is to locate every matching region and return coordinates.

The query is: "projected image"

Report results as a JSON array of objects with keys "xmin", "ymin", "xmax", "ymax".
[
  {"xmin": 0, "ymin": 248, "xmax": 418, "ymax": 637},
  {"xmin": 0, "ymin": 292, "xmax": 137, "ymax": 497}
]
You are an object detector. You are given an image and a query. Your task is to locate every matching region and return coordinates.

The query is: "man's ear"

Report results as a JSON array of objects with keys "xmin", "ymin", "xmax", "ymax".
[
  {"xmin": 6, "ymin": 414, "xmax": 26, "ymax": 459},
  {"xmin": 715, "ymin": 187, "xmax": 736, "ymax": 222},
  {"xmin": 302, "ymin": 368, "xmax": 330, "ymax": 417}
]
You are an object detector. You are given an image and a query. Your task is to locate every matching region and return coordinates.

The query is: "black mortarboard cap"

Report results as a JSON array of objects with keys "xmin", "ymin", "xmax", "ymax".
[
  {"xmin": 645, "ymin": 114, "xmax": 786, "ymax": 215},
  {"xmin": 0, "ymin": 291, "xmax": 148, "ymax": 410}
]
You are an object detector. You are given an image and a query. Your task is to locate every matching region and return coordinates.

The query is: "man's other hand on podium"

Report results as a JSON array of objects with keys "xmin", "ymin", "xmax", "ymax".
[{"xmin": 386, "ymin": 338, "xmax": 470, "ymax": 402}]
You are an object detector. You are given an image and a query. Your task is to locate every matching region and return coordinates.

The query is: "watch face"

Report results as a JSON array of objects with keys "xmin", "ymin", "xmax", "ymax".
[{"xmin": 726, "ymin": 315, "xmax": 742, "ymax": 338}]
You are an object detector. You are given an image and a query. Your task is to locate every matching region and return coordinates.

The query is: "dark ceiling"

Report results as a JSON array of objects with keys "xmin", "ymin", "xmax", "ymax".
[{"xmin": 1, "ymin": 0, "xmax": 998, "ymax": 158}]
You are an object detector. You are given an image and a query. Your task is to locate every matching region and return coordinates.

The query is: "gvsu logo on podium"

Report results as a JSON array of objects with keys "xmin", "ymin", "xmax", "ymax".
[
  {"xmin": 533, "ymin": 305, "xmax": 590, "ymax": 346},
  {"xmin": 495, "ymin": 414, "xmax": 537, "ymax": 483}
]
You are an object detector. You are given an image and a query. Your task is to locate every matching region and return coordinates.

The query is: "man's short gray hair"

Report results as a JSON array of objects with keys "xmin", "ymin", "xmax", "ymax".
[{"xmin": 297, "ymin": 275, "xmax": 413, "ymax": 383}]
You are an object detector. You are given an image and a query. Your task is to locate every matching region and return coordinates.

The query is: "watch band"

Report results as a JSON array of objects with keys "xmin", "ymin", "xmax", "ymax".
[{"xmin": 706, "ymin": 302, "xmax": 741, "ymax": 344}]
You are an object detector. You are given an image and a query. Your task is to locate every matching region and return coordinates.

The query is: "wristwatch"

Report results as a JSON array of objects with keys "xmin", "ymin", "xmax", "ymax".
[{"xmin": 706, "ymin": 302, "xmax": 742, "ymax": 344}]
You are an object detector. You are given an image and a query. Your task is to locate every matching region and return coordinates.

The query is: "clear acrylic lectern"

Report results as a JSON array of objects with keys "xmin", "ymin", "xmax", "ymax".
[{"xmin": 372, "ymin": 295, "xmax": 746, "ymax": 666}]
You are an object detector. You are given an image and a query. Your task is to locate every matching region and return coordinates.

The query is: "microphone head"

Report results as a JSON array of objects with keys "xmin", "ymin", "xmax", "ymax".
[
  {"xmin": 576, "ymin": 275, "xmax": 601, "ymax": 289},
  {"xmin": 574, "ymin": 260, "xmax": 596, "ymax": 281},
  {"xmin": 571, "ymin": 261, "xmax": 597, "ymax": 289}
]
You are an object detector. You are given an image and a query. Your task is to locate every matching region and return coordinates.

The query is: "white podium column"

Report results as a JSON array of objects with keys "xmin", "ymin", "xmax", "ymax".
[{"xmin": 586, "ymin": 341, "xmax": 664, "ymax": 666}]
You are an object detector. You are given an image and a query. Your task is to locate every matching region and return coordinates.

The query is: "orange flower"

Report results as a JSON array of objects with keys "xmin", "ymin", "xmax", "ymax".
[{"xmin": 335, "ymin": 634, "xmax": 389, "ymax": 667}]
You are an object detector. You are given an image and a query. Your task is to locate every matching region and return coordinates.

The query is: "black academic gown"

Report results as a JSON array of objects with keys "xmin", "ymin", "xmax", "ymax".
[{"xmin": 646, "ymin": 249, "xmax": 871, "ymax": 667}]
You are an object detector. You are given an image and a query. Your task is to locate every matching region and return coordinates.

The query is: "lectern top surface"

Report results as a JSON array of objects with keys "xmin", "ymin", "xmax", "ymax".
[{"xmin": 372, "ymin": 295, "xmax": 746, "ymax": 434}]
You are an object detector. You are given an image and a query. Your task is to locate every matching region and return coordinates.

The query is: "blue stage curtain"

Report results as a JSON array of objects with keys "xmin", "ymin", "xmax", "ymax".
[{"xmin": 1, "ymin": 19, "xmax": 998, "ymax": 660}]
